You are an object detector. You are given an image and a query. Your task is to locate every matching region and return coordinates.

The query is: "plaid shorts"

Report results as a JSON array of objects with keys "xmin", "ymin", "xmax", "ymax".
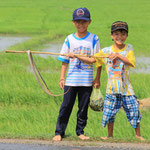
[{"xmin": 102, "ymin": 94, "xmax": 141, "ymax": 128}]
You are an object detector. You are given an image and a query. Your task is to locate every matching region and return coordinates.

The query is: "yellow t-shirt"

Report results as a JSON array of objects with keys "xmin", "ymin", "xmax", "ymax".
[{"xmin": 95, "ymin": 44, "xmax": 135, "ymax": 95}]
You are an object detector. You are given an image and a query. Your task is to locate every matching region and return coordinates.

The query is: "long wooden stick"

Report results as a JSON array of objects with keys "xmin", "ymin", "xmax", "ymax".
[
  {"xmin": 5, "ymin": 50, "xmax": 108, "ymax": 58},
  {"xmin": 5, "ymin": 50, "xmax": 66, "ymax": 56}
]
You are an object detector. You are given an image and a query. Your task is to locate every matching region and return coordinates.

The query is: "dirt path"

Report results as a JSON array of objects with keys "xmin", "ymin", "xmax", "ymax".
[{"xmin": 0, "ymin": 139, "xmax": 150, "ymax": 150}]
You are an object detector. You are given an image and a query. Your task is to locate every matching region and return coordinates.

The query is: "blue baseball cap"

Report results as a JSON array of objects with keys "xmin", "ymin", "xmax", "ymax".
[{"xmin": 72, "ymin": 8, "xmax": 91, "ymax": 21}]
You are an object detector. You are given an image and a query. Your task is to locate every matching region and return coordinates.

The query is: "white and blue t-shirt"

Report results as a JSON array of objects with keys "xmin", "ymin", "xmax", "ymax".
[{"xmin": 58, "ymin": 32, "xmax": 100, "ymax": 86}]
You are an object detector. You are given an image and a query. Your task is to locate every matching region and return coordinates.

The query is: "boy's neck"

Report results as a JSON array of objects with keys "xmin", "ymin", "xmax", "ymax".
[
  {"xmin": 113, "ymin": 43, "xmax": 126, "ymax": 50},
  {"xmin": 74, "ymin": 31, "xmax": 89, "ymax": 38}
]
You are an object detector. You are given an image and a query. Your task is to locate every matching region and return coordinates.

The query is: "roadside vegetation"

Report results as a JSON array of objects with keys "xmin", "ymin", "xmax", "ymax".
[{"xmin": 0, "ymin": 0, "xmax": 150, "ymax": 142}]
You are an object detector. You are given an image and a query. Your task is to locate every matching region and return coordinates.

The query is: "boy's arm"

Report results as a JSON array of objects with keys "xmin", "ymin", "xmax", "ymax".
[
  {"xmin": 59, "ymin": 62, "xmax": 68, "ymax": 90},
  {"xmin": 109, "ymin": 53, "xmax": 134, "ymax": 67},
  {"xmin": 67, "ymin": 52, "xmax": 96, "ymax": 64},
  {"xmin": 93, "ymin": 66, "xmax": 102, "ymax": 88}
]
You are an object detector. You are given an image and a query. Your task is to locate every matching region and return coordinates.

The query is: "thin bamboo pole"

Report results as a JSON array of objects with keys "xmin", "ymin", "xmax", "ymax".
[{"xmin": 5, "ymin": 50, "xmax": 108, "ymax": 58}]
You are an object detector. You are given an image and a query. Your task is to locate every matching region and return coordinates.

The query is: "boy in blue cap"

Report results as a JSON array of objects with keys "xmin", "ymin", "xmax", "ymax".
[{"xmin": 52, "ymin": 8, "xmax": 101, "ymax": 141}]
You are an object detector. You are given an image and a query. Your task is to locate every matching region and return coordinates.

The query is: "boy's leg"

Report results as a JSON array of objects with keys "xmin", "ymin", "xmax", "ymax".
[
  {"xmin": 101, "ymin": 94, "xmax": 122, "ymax": 140},
  {"xmin": 53, "ymin": 86, "xmax": 77, "ymax": 141},
  {"xmin": 102, "ymin": 94, "xmax": 121, "ymax": 127},
  {"xmin": 108, "ymin": 122, "xmax": 114, "ymax": 137},
  {"xmin": 76, "ymin": 86, "xmax": 92, "ymax": 140},
  {"xmin": 122, "ymin": 95, "xmax": 144, "ymax": 140},
  {"xmin": 135, "ymin": 124, "xmax": 145, "ymax": 140},
  {"xmin": 135, "ymin": 123, "xmax": 141, "ymax": 137},
  {"xmin": 101, "ymin": 122, "xmax": 114, "ymax": 140}
]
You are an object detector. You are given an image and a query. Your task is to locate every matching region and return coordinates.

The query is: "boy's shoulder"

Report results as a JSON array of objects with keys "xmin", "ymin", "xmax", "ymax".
[
  {"xmin": 101, "ymin": 46, "xmax": 112, "ymax": 54},
  {"xmin": 101, "ymin": 44, "xmax": 134, "ymax": 54},
  {"xmin": 64, "ymin": 33, "xmax": 74, "ymax": 40},
  {"xmin": 65, "ymin": 33, "xmax": 73, "ymax": 39},
  {"xmin": 88, "ymin": 33, "xmax": 99, "ymax": 41},
  {"xmin": 126, "ymin": 44, "xmax": 134, "ymax": 51},
  {"xmin": 90, "ymin": 32, "xmax": 99, "ymax": 37}
]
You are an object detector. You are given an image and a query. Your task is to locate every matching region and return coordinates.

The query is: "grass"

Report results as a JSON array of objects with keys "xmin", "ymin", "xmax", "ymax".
[
  {"xmin": 0, "ymin": 0, "xmax": 150, "ymax": 55},
  {"xmin": 0, "ymin": 103, "xmax": 150, "ymax": 141},
  {"xmin": 0, "ymin": 0, "xmax": 150, "ymax": 142},
  {"xmin": 0, "ymin": 53, "xmax": 150, "ymax": 141}
]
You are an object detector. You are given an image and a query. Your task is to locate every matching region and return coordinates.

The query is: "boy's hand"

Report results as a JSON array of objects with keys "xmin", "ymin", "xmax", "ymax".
[
  {"xmin": 67, "ymin": 52, "xmax": 76, "ymax": 58},
  {"xmin": 59, "ymin": 79, "xmax": 65, "ymax": 90},
  {"xmin": 93, "ymin": 79, "xmax": 100, "ymax": 88},
  {"xmin": 109, "ymin": 53, "xmax": 119, "ymax": 61}
]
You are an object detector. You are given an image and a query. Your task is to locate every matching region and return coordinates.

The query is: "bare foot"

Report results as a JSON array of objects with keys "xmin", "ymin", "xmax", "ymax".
[
  {"xmin": 100, "ymin": 136, "xmax": 113, "ymax": 140},
  {"xmin": 78, "ymin": 134, "xmax": 90, "ymax": 140},
  {"xmin": 52, "ymin": 135, "xmax": 62, "ymax": 141},
  {"xmin": 136, "ymin": 135, "xmax": 145, "ymax": 141}
]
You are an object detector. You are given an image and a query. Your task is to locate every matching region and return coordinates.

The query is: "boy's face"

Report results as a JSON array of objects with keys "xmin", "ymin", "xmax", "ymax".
[
  {"xmin": 111, "ymin": 30, "xmax": 128, "ymax": 45},
  {"xmin": 72, "ymin": 20, "xmax": 91, "ymax": 33}
]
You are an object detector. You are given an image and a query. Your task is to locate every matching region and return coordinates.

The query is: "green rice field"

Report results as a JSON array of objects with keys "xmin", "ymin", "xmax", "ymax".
[{"xmin": 0, "ymin": 0, "xmax": 150, "ymax": 142}]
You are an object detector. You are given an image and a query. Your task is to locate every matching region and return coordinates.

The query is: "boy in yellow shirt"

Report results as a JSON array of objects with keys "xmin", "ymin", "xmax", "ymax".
[{"xmin": 70, "ymin": 21, "xmax": 144, "ymax": 140}]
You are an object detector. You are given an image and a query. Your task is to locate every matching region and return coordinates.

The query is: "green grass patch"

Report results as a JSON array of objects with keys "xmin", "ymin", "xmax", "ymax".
[
  {"xmin": 0, "ymin": 0, "xmax": 150, "ymax": 142},
  {"xmin": 0, "ymin": 0, "xmax": 150, "ymax": 55},
  {"xmin": 0, "ymin": 103, "xmax": 150, "ymax": 141},
  {"xmin": 0, "ymin": 52, "xmax": 150, "ymax": 141}
]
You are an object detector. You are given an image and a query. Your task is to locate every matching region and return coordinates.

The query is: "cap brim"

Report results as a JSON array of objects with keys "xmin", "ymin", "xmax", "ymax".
[
  {"xmin": 72, "ymin": 17, "xmax": 90, "ymax": 21},
  {"xmin": 112, "ymin": 27, "xmax": 128, "ymax": 32}
]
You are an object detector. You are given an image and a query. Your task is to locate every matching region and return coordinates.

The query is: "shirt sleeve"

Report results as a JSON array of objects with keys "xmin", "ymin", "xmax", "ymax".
[
  {"xmin": 93, "ymin": 35, "xmax": 100, "ymax": 54},
  {"xmin": 57, "ymin": 37, "xmax": 70, "ymax": 63},
  {"xmin": 94, "ymin": 50, "xmax": 105, "ymax": 67},
  {"xmin": 126, "ymin": 50, "xmax": 136, "ymax": 68}
]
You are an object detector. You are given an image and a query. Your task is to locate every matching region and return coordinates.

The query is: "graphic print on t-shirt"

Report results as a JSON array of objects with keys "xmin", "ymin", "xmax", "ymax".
[
  {"xmin": 70, "ymin": 46, "xmax": 91, "ymax": 70},
  {"xmin": 108, "ymin": 59, "xmax": 123, "ymax": 80}
]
